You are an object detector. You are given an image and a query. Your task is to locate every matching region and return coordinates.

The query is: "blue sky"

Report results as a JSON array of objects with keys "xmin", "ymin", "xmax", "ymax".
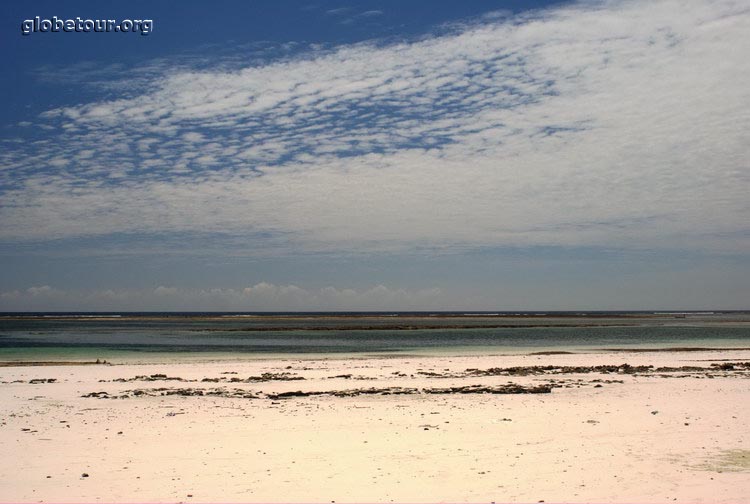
[{"xmin": 1, "ymin": 0, "xmax": 749, "ymax": 311}]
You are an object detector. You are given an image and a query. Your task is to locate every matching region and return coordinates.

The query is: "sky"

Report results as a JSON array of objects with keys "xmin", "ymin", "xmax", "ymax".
[{"xmin": 0, "ymin": 0, "xmax": 749, "ymax": 311}]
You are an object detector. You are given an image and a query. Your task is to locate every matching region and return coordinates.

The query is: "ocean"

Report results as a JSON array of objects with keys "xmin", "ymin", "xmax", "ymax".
[{"xmin": 1, "ymin": 311, "xmax": 749, "ymax": 361}]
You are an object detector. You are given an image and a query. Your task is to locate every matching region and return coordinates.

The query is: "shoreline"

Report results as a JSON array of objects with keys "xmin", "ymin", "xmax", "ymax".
[{"xmin": 2, "ymin": 344, "xmax": 750, "ymax": 366}]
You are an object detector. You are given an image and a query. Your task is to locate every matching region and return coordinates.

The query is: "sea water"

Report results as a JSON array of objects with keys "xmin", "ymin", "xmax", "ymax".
[{"xmin": 0, "ymin": 312, "xmax": 748, "ymax": 362}]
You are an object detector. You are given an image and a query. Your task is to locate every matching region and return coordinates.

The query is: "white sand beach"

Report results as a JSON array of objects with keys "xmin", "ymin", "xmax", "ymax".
[{"xmin": 1, "ymin": 349, "xmax": 749, "ymax": 503}]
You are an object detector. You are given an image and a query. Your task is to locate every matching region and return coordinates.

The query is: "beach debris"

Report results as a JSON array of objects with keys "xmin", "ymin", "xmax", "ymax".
[
  {"xmin": 103, "ymin": 372, "xmax": 305, "ymax": 384},
  {"xmin": 108, "ymin": 374, "xmax": 190, "ymax": 383},
  {"xmin": 413, "ymin": 363, "xmax": 739, "ymax": 379},
  {"xmin": 423, "ymin": 384, "xmax": 554, "ymax": 394},
  {"xmin": 710, "ymin": 362, "xmax": 750, "ymax": 370},
  {"xmin": 78, "ymin": 359, "xmax": 750, "ymax": 402},
  {"xmin": 29, "ymin": 378, "xmax": 56, "ymax": 384},
  {"xmin": 81, "ymin": 473, "xmax": 89, "ymax": 478},
  {"xmin": 267, "ymin": 387, "xmax": 419, "ymax": 399},
  {"xmin": 82, "ymin": 391, "xmax": 111, "ymax": 398},
  {"xmin": 230, "ymin": 372, "xmax": 305, "ymax": 383},
  {"xmin": 81, "ymin": 382, "xmax": 557, "ymax": 400}
]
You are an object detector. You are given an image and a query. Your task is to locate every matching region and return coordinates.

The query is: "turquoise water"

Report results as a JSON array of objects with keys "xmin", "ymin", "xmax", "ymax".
[{"xmin": 1, "ymin": 312, "xmax": 749, "ymax": 361}]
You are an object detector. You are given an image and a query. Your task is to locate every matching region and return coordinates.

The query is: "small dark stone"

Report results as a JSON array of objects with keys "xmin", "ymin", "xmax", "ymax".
[{"xmin": 81, "ymin": 473, "xmax": 89, "ymax": 478}]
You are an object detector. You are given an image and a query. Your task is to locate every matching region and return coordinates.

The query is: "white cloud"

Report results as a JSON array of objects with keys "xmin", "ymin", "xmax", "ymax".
[
  {"xmin": 154, "ymin": 286, "xmax": 179, "ymax": 296},
  {"xmin": 0, "ymin": 0, "xmax": 748, "ymax": 257},
  {"xmin": 27, "ymin": 285, "xmax": 54, "ymax": 296},
  {"xmin": 182, "ymin": 132, "xmax": 205, "ymax": 143}
]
